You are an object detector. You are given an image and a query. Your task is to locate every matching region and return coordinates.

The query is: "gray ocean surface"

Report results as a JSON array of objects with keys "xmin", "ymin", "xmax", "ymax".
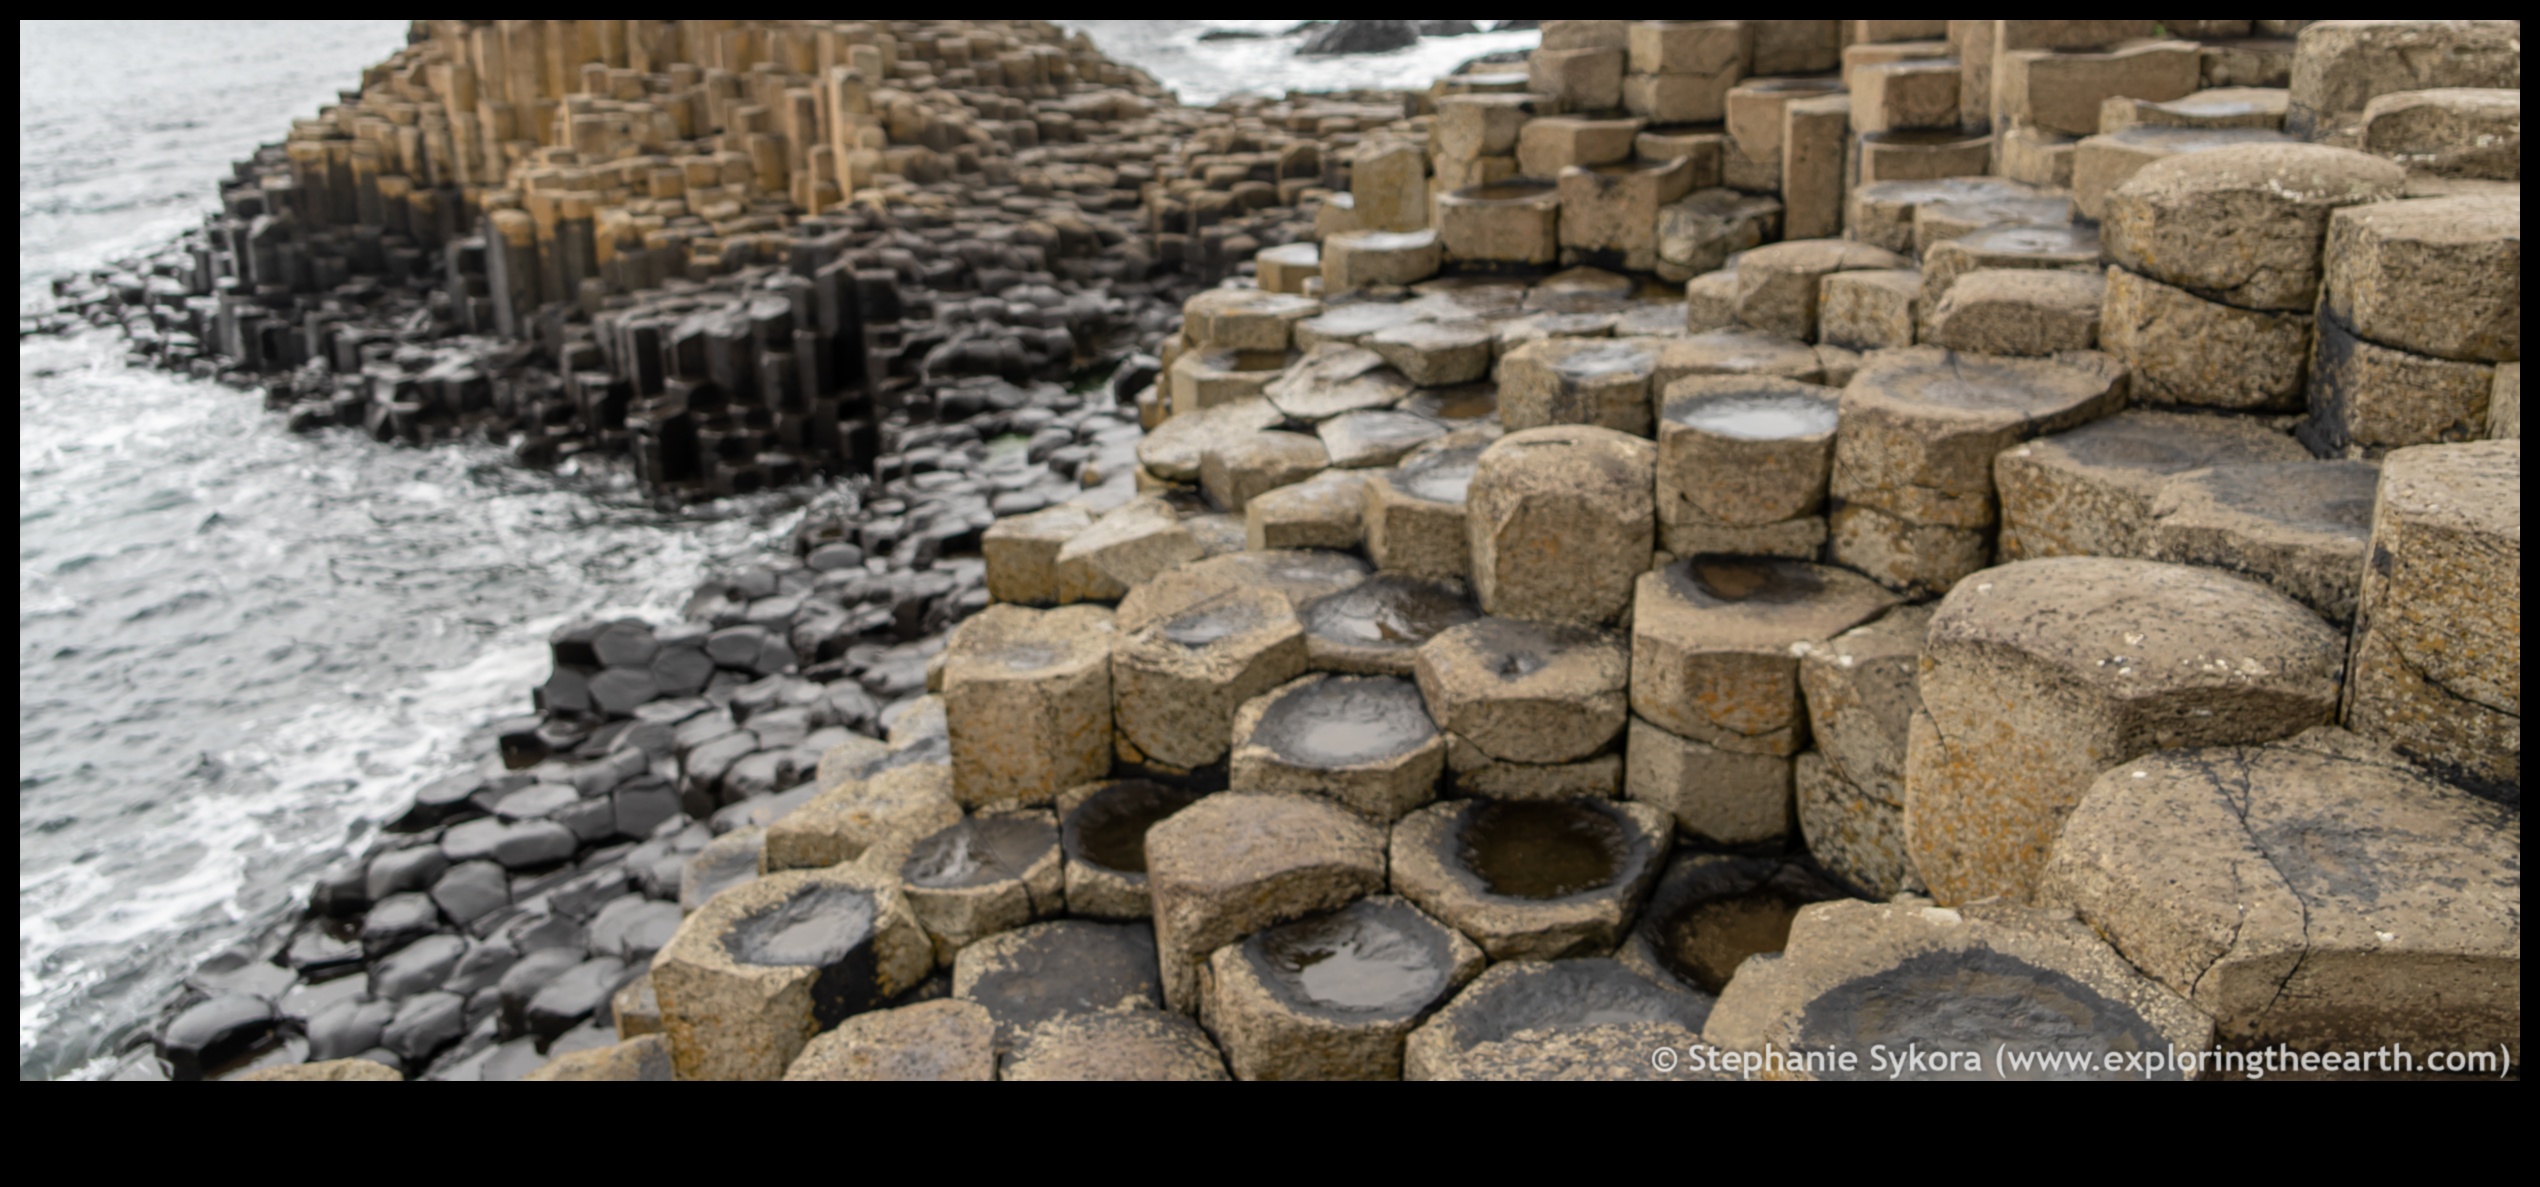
[{"xmin": 17, "ymin": 18, "xmax": 1531, "ymax": 1081}]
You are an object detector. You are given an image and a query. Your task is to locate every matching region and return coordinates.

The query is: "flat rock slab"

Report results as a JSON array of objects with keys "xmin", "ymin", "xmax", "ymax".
[
  {"xmin": 1703, "ymin": 899, "xmax": 2214, "ymax": 1080},
  {"xmin": 1403, "ymin": 958, "xmax": 1708, "ymax": 1081},
  {"xmin": 1497, "ymin": 336, "xmax": 1667, "ymax": 435},
  {"xmin": 1136, "ymin": 398, "xmax": 1283, "ymax": 483},
  {"xmin": 1000, "ymin": 1009, "xmax": 1229, "ymax": 1080},
  {"xmin": 2097, "ymin": 264, "xmax": 2315, "ymax": 412},
  {"xmin": 1364, "ymin": 440, "xmax": 1489, "ymax": 582},
  {"xmin": 1995, "ymin": 408, "xmax": 2310, "ymax": 560},
  {"xmin": 1056, "ymin": 780, "xmax": 1208, "ymax": 920},
  {"xmin": 2045, "ymin": 727, "xmax": 2520, "ymax": 1060},
  {"xmin": 1115, "ymin": 549, "xmax": 1369, "ymax": 632},
  {"xmin": 1905, "ymin": 557, "xmax": 2348, "ymax": 905},
  {"xmin": 953, "ymin": 919, "xmax": 1164, "ymax": 1048},
  {"xmin": 2145, "ymin": 458, "xmax": 2379, "ymax": 625}
]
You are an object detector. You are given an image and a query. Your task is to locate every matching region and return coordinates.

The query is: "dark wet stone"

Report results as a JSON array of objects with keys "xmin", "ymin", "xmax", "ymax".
[
  {"xmin": 364, "ymin": 845, "xmax": 450, "ymax": 901},
  {"xmin": 438, "ymin": 816, "xmax": 509, "ymax": 863},
  {"xmin": 477, "ymin": 1036, "xmax": 549, "ymax": 1082},
  {"xmin": 1063, "ymin": 780, "xmax": 1208, "ymax": 875},
  {"xmin": 1245, "ymin": 898, "xmax": 1458, "ymax": 1020},
  {"xmin": 491, "ymin": 821, "xmax": 579, "ymax": 869},
  {"xmin": 383, "ymin": 990, "xmax": 468, "ymax": 1062},
  {"xmin": 442, "ymin": 939, "xmax": 520, "ymax": 997},
  {"xmin": 159, "ymin": 994, "xmax": 276, "ymax": 1081},
  {"xmin": 358, "ymin": 892, "xmax": 444, "ymax": 958},
  {"xmin": 593, "ymin": 620, "xmax": 659, "ymax": 668},
  {"xmin": 283, "ymin": 924, "xmax": 364, "ymax": 981},
  {"xmin": 393, "ymin": 772, "xmax": 486, "ymax": 832},
  {"xmin": 1458, "ymin": 800, "xmax": 1632, "ymax": 900},
  {"xmin": 185, "ymin": 947, "xmax": 298, "ymax": 1000},
  {"xmin": 554, "ymin": 796, "xmax": 619, "ymax": 843},
  {"xmin": 1433, "ymin": 958, "xmax": 1705, "ymax": 1049},
  {"xmin": 370, "ymin": 934, "xmax": 468, "ymax": 1002},
  {"xmin": 1252, "ymin": 673, "xmax": 1438, "ymax": 766},
  {"xmin": 546, "ymin": 865, "xmax": 633, "ymax": 920},
  {"xmin": 588, "ymin": 895, "xmax": 683, "ymax": 963},
  {"xmin": 705, "ymin": 624, "xmax": 774, "ymax": 668},
  {"xmin": 1300, "ymin": 574, "xmax": 1479, "ymax": 665},
  {"xmin": 306, "ymin": 997, "xmax": 396, "ymax": 1062},
  {"xmin": 312, "ymin": 859, "xmax": 370, "ymax": 918},
  {"xmin": 525, "ymin": 957, "xmax": 629, "ymax": 1044},
  {"xmin": 494, "ymin": 782, "xmax": 577, "ymax": 823},
  {"xmin": 498, "ymin": 907, "xmax": 589, "ymax": 955},
  {"xmin": 275, "ymin": 972, "xmax": 368, "ymax": 1026},
  {"xmin": 955, "ymin": 920, "xmax": 1163, "ymax": 1045},
  {"xmin": 1793, "ymin": 949, "xmax": 2180, "ymax": 1081},
  {"xmin": 429, "ymin": 860, "xmax": 510, "ymax": 927},
  {"xmin": 904, "ymin": 814, "xmax": 1059, "ymax": 890},
  {"xmin": 497, "ymin": 948, "xmax": 586, "ymax": 1037},
  {"xmin": 589, "ymin": 668, "xmax": 660, "ymax": 716},
  {"xmin": 612, "ymin": 779, "xmax": 681, "ymax": 838},
  {"xmin": 725, "ymin": 883, "xmax": 886, "ymax": 1026}
]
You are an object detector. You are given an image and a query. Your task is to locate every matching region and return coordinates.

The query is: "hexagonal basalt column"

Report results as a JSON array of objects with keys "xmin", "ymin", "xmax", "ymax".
[
  {"xmin": 1655, "ymin": 375, "xmax": 1839, "ymax": 558},
  {"xmin": 1828, "ymin": 346, "xmax": 2126, "ymax": 596},
  {"xmin": 2045, "ymin": 727, "xmax": 2520, "ymax": 1059},
  {"xmin": 1437, "ymin": 180, "xmax": 1561, "ymax": 267},
  {"xmin": 1925, "ymin": 269, "xmax": 2106, "ymax": 357},
  {"xmin": 1244, "ymin": 469, "xmax": 1368, "ymax": 552},
  {"xmin": 2340, "ymin": 441, "xmax": 2520, "ymax": 790},
  {"xmin": 1167, "ymin": 346, "xmax": 1294, "ymax": 416},
  {"xmin": 1389, "ymin": 797, "xmax": 1670, "ymax": 961},
  {"xmin": 1630, "ymin": 556, "xmax": 1897, "ymax": 756},
  {"xmin": 762, "ymin": 763, "xmax": 964, "ymax": 874},
  {"xmin": 1794, "ymin": 605, "xmax": 1931, "ymax": 897},
  {"xmin": 652, "ymin": 865, "xmax": 932, "ymax": 1080},
  {"xmin": 1109, "ymin": 588, "xmax": 1307, "ymax": 772},
  {"xmin": 1055, "ymin": 779, "xmax": 1208, "ymax": 920},
  {"xmin": 1297, "ymin": 573, "xmax": 1479, "ymax": 677},
  {"xmin": 983, "ymin": 503, "xmax": 1094, "ymax": 606},
  {"xmin": 1466, "ymin": 426, "xmax": 1655, "ymax": 627},
  {"xmin": 1181, "ymin": 288, "xmax": 1322, "ymax": 352},
  {"xmin": 2097, "ymin": 265, "xmax": 2315, "ymax": 412},
  {"xmin": 1414, "ymin": 618, "xmax": 1628, "ymax": 767},
  {"xmin": 1146, "ymin": 792, "xmax": 1388, "ymax": 1012},
  {"xmin": 1199, "ymin": 430, "xmax": 1329, "ymax": 512},
  {"xmin": 893, "ymin": 810, "xmax": 1063, "ymax": 963},
  {"xmin": 941, "ymin": 604, "xmax": 1115, "ymax": 810},
  {"xmin": 1994, "ymin": 409, "xmax": 2310, "ymax": 561},
  {"xmin": 1497, "ymin": 337, "xmax": 1667, "ymax": 436},
  {"xmin": 1905, "ymin": 557, "xmax": 2347, "ymax": 906},
  {"xmin": 1403, "ymin": 958, "xmax": 1708, "ymax": 1081},
  {"xmin": 1365, "ymin": 437, "xmax": 1491, "ymax": 586},
  {"xmin": 1625, "ymin": 715, "xmax": 1797, "ymax": 846},
  {"xmin": 1616, "ymin": 853, "xmax": 1847, "ymax": 999},
  {"xmin": 1115, "ymin": 549, "xmax": 1369, "ymax": 633},
  {"xmin": 1368, "ymin": 320, "xmax": 1493, "ymax": 388},
  {"xmin": 1732, "ymin": 239, "xmax": 1911, "ymax": 342},
  {"xmin": 1201, "ymin": 896, "xmax": 1483, "ymax": 1081},
  {"xmin": 1321, "ymin": 229, "xmax": 1443, "ymax": 293},
  {"xmin": 1702, "ymin": 899, "xmax": 2214, "ymax": 1080},
  {"xmin": 1317, "ymin": 409, "xmax": 1447, "ymax": 471},
  {"xmin": 1229, "ymin": 674, "xmax": 1445, "ymax": 822},
  {"xmin": 2100, "ymin": 143, "xmax": 2404, "ymax": 313}
]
